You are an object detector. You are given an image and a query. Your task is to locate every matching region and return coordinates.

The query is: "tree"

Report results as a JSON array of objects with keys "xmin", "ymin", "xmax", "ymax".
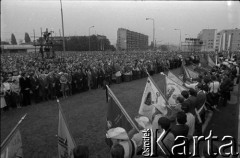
[
  {"xmin": 11, "ymin": 33, "xmax": 17, "ymax": 45},
  {"xmin": 24, "ymin": 32, "xmax": 31, "ymax": 43}
]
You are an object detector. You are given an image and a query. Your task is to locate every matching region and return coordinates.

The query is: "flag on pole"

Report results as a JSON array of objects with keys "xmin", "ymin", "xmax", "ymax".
[
  {"xmin": 167, "ymin": 71, "xmax": 184, "ymax": 86},
  {"xmin": 58, "ymin": 103, "xmax": 76, "ymax": 158},
  {"xmin": 207, "ymin": 54, "xmax": 216, "ymax": 67},
  {"xmin": 182, "ymin": 65, "xmax": 200, "ymax": 84},
  {"xmin": 0, "ymin": 128, "xmax": 23, "ymax": 158},
  {"xmin": 165, "ymin": 75, "xmax": 187, "ymax": 106},
  {"xmin": 1, "ymin": 114, "xmax": 27, "ymax": 158},
  {"xmin": 182, "ymin": 65, "xmax": 190, "ymax": 82},
  {"xmin": 106, "ymin": 86, "xmax": 138, "ymax": 133},
  {"xmin": 185, "ymin": 66, "xmax": 199, "ymax": 79},
  {"xmin": 139, "ymin": 77, "xmax": 168, "ymax": 120}
]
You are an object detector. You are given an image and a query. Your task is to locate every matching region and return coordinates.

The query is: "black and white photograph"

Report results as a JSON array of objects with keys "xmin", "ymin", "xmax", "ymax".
[{"xmin": 1, "ymin": 0, "xmax": 240, "ymax": 158}]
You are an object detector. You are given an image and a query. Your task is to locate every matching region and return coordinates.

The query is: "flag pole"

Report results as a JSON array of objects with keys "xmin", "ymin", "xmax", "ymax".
[
  {"xmin": 106, "ymin": 86, "xmax": 140, "ymax": 132},
  {"xmin": 56, "ymin": 98, "xmax": 76, "ymax": 146},
  {"xmin": 1, "ymin": 113, "xmax": 27, "ymax": 148}
]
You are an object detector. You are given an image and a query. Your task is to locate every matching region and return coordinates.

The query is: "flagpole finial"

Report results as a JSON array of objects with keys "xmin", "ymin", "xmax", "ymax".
[
  {"xmin": 19, "ymin": 113, "xmax": 27, "ymax": 123},
  {"xmin": 160, "ymin": 72, "xmax": 166, "ymax": 76},
  {"xmin": 56, "ymin": 96, "xmax": 59, "ymax": 103}
]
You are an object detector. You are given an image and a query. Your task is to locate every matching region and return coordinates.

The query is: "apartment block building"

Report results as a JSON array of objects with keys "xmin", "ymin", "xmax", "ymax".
[
  {"xmin": 197, "ymin": 29, "xmax": 217, "ymax": 52},
  {"xmin": 117, "ymin": 28, "xmax": 148, "ymax": 51}
]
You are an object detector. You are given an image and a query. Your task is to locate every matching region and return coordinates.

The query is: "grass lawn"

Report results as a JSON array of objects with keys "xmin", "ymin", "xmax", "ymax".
[{"xmin": 1, "ymin": 67, "xmax": 239, "ymax": 158}]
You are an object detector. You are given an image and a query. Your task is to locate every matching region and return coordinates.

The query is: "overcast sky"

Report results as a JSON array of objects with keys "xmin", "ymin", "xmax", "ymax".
[{"xmin": 1, "ymin": 0, "xmax": 240, "ymax": 45}]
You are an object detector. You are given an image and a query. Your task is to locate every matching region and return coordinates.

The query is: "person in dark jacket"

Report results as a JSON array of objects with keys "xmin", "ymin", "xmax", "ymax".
[
  {"xmin": 30, "ymin": 73, "xmax": 40, "ymax": 103},
  {"xmin": 171, "ymin": 112, "xmax": 189, "ymax": 158},
  {"xmin": 219, "ymin": 75, "xmax": 232, "ymax": 106},
  {"xmin": 19, "ymin": 72, "xmax": 31, "ymax": 106}
]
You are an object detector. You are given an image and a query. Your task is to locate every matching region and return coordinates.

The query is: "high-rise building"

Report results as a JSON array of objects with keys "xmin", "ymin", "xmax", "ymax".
[
  {"xmin": 197, "ymin": 29, "xmax": 217, "ymax": 52},
  {"xmin": 215, "ymin": 28, "xmax": 240, "ymax": 52},
  {"xmin": 117, "ymin": 28, "xmax": 148, "ymax": 51}
]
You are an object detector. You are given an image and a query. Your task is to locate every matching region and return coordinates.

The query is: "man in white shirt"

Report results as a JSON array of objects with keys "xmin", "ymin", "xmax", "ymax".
[
  {"xmin": 208, "ymin": 76, "xmax": 220, "ymax": 94},
  {"xmin": 208, "ymin": 75, "xmax": 220, "ymax": 107}
]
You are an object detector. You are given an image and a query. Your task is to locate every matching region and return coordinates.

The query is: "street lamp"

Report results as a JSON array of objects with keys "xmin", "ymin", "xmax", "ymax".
[
  {"xmin": 146, "ymin": 18, "xmax": 155, "ymax": 49},
  {"xmin": 174, "ymin": 28, "xmax": 182, "ymax": 51},
  {"xmin": 89, "ymin": 25, "xmax": 94, "ymax": 51}
]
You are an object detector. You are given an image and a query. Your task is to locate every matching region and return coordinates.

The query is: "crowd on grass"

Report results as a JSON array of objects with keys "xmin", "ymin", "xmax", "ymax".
[
  {"xmin": 0, "ymin": 51, "xmax": 186, "ymax": 110},
  {"xmin": 1, "ymin": 50, "xmax": 240, "ymax": 158}
]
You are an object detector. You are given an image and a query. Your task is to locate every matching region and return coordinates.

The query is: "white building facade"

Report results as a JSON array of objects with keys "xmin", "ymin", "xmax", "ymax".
[
  {"xmin": 215, "ymin": 28, "xmax": 240, "ymax": 52},
  {"xmin": 197, "ymin": 29, "xmax": 217, "ymax": 52}
]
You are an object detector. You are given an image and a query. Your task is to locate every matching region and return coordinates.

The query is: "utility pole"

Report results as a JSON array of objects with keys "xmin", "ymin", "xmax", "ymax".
[
  {"xmin": 33, "ymin": 29, "xmax": 36, "ymax": 56},
  {"xmin": 60, "ymin": 0, "xmax": 66, "ymax": 53}
]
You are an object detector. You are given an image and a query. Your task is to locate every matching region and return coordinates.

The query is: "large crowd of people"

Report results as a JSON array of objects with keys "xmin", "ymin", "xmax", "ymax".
[
  {"xmin": 1, "ymin": 50, "xmax": 240, "ymax": 158},
  {"xmin": 1, "ymin": 51, "xmax": 185, "ymax": 110}
]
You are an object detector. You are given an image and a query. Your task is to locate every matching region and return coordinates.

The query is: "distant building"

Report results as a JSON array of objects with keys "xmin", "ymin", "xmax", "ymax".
[
  {"xmin": 182, "ymin": 38, "xmax": 202, "ymax": 52},
  {"xmin": 1, "ymin": 45, "xmax": 40, "ymax": 53},
  {"xmin": 117, "ymin": 28, "xmax": 148, "ymax": 51},
  {"xmin": 197, "ymin": 29, "xmax": 217, "ymax": 52},
  {"xmin": 215, "ymin": 28, "xmax": 240, "ymax": 52},
  {"xmin": 96, "ymin": 35, "xmax": 107, "ymax": 51}
]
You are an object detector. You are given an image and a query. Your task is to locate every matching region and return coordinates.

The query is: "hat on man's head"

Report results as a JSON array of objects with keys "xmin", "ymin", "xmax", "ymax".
[
  {"xmin": 135, "ymin": 116, "xmax": 152, "ymax": 129},
  {"xmin": 106, "ymin": 127, "xmax": 129, "ymax": 140}
]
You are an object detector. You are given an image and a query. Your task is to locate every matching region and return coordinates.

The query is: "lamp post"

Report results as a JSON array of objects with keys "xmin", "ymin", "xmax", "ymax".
[
  {"xmin": 174, "ymin": 28, "xmax": 182, "ymax": 51},
  {"xmin": 89, "ymin": 25, "xmax": 94, "ymax": 51},
  {"xmin": 146, "ymin": 18, "xmax": 155, "ymax": 49}
]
